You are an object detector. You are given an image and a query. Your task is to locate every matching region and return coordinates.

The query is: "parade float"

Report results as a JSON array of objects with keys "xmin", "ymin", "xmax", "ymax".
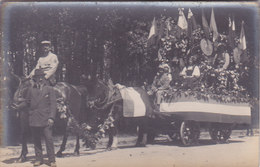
[{"xmin": 146, "ymin": 8, "xmax": 257, "ymax": 145}]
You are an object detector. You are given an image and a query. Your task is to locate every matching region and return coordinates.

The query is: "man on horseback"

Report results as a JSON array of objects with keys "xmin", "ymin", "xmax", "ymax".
[{"xmin": 28, "ymin": 40, "xmax": 59, "ymax": 86}]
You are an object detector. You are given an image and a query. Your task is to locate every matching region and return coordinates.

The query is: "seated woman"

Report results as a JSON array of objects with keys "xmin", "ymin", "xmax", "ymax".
[
  {"xmin": 212, "ymin": 44, "xmax": 231, "ymax": 89},
  {"xmin": 148, "ymin": 63, "xmax": 172, "ymax": 105},
  {"xmin": 179, "ymin": 55, "xmax": 200, "ymax": 89}
]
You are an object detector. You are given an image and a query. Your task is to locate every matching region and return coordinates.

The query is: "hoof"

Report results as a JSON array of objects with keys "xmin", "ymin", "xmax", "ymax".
[
  {"xmin": 56, "ymin": 151, "xmax": 63, "ymax": 158},
  {"xmin": 16, "ymin": 156, "xmax": 27, "ymax": 163},
  {"xmin": 135, "ymin": 143, "xmax": 146, "ymax": 147},
  {"xmin": 73, "ymin": 151, "xmax": 80, "ymax": 156},
  {"xmin": 33, "ymin": 160, "xmax": 43, "ymax": 167},
  {"xmin": 107, "ymin": 147, "xmax": 117, "ymax": 151}
]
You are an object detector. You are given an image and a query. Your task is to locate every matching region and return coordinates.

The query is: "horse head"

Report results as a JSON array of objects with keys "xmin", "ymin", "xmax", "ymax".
[
  {"xmin": 85, "ymin": 77, "xmax": 110, "ymax": 109},
  {"xmin": 11, "ymin": 76, "xmax": 32, "ymax": 110}
]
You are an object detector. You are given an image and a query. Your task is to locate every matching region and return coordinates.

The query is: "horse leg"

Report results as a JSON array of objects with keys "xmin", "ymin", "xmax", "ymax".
[
  {"xmin": 250, "ymin": 127, "xmax": 254, "ymax": 136},
  {"xmin": 16, "ymin": 111, "xmax": 29, "ymax": 163},
  {"xmin": 136, "ymin": 126, "xmax": 143, "ymax": 146},
  {"xmin": 247, "ymin": 125, "xmax": 254, "ymax": 136},
  {"xmin": 56, "ymin": 129, "xmax": 69, "ymax": 157},
  {"xmin": 74, "ymin": 135, "xmax": 80, "ymax": 156},
  {"xmin": 107, "ymin": 129, "xmax": 113, "ymax": 148},
  {"xmin": 246, "ymin": 127, "xmax": 250, "ymax": 136},
  {"xmin": 16, "ymin": 132, "xmax": 28, "ymax": 162},
  {"xmin": 136, "ymin": 126, "xmax": 147, "ymax": 147},
  {"xmin": 136, "ymin": 118, "xmax": 148, "ymax": 147},
  {"xmin": 107, "ymin": 127, "xmax": 118, "ymax": 150}
]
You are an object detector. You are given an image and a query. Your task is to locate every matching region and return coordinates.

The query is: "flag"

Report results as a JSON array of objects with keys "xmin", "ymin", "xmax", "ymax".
[
  {"xmin": 147, "ymin": 17, "xmax": 157, "ymax": 47},
  {"xmin": 228, "ymin": 16, "xmax": 235, "ymax": 48},
  {"xmin": 210, "ymin": 8, "xmax": 218, "ymax": 42},
  {"xmin": 232, "ymin": 17, "xmax": 236, "ymax": 31},
  {"xmin": 177, "ymin": 8, "xmax": 188, "ymax": 30},
  {"xmin": 166, "ymin": 18, "xmax": 171, "ymax": 37},
  {"xmin": 177, "ymin": 8, "xmax": 188, "ymax": 38},
  {"xmin": 166, "ymin": 19, "xmax": 171, "ymax": 31},
  {"xmin": 115, "ymin": 84, "xmax": 153, "ymax": 117},
  {"xmin": 188, "ymin": 8, "xmax": 197, "ymax": 29},
  {"xmin": 202, "ymin": 9, "xmax": 210, "ymax": 39},
  {"xmin": 187, "ymin": 8, "xmax": 198, "ymax": 44},
  {"xmin": 239, "ymin": 20, "xmax": 246, "ymax": 50},
  {"xmin": 187, "ymin": 8, "xmax": 194, "ymax": 38},
  {"xmin": 157, "ymin": 22, "xmax": 164, "ymax": 46},
  {"xmin": 148, "ymin": 17, "xmax": 157, "ymax": 39}
]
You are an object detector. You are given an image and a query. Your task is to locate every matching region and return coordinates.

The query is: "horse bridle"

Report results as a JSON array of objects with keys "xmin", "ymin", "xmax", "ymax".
[
  {"xmin": 90, "ymin": 80, "xmax": 110, "ymax": 109},
  {"xmin": 14, "ymin": 78, "xmax": 30, "ymax": 103}
]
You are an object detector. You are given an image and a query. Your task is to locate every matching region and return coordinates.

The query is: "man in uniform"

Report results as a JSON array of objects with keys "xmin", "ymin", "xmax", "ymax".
[
  {"xmin": 25, "ymin": 69, "xmax": 57, "ymax": 167},
  {"xmin": 29, "ymin": 41, "xmax": 59, "ymax": 86}
]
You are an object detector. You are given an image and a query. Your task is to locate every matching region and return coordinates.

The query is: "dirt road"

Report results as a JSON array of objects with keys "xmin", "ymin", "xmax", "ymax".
[{"xmin": 1, "ymin": 130, "xmax": 259, "ymax": 167}]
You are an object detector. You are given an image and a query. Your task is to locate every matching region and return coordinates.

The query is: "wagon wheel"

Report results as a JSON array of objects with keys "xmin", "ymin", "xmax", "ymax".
[
  {"xmin": 209, "ymin": 123, "xmax": 232, "ymax": 143},
  {"xmin": 180, "ymin": 121, "xmax": 200, "ymax": 146}
]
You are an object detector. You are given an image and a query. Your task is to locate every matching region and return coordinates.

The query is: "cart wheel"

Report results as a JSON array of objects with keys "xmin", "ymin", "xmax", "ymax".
[
  {"xmin": 209, "ymin": 123, "xmax": 232, "ymax": 143},
  {"xmin": 180, "ymin": 121, "xmax": 200, "ymax": 146}
]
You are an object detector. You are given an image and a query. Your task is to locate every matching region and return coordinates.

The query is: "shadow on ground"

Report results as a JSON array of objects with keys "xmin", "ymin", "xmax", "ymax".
[
  {"xmin": 1, "ymin": 148, "xmax": 109, "ymax": 165},
  {"xmin": 148, "ymin": 138, "xmax": 244, "ymax": 147},
  {"xmin": 2, "ymin": 155, "xmax": 49, "ymax": 166}
]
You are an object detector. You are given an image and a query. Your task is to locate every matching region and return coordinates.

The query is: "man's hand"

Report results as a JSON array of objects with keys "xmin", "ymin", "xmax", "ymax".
[
  {"xmin": 11, "ymin": 102, "xmax": 27, "ymax": 110},
  {"xmin": 47, "ymin": 119, "xmax": 54, "ymax": 127},
  {"xmin": 147, "ymin": 90, "xmax": 153, "ymax": 95}
]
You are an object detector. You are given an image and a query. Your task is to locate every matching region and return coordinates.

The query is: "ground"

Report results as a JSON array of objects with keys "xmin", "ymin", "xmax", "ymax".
[{"xmin": 0, "ymin": 130, "xmax": 259, "ymax": 167}]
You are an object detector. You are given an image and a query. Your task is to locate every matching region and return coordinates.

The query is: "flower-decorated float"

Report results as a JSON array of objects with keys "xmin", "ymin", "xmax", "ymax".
[{"xmin": 146, "ymin": 8, "xmax": 257, "ymax": 145}]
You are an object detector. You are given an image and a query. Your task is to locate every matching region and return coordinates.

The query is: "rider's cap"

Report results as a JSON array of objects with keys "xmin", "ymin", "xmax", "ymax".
[{"xmin": 41, "ymin": 41, "xmax": 51, "ymax": 45}]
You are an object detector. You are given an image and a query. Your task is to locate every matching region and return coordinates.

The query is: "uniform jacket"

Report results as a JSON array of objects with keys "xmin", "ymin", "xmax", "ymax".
[
  {"xmin": 29, "ymin": 52, "xmax": 59, "ymax": 79},
  {"xmin": 26, "ymin": 85, "xmax": 57, "ymax": 127}
]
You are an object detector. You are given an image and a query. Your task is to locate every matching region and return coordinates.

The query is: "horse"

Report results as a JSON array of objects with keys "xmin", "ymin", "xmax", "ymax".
[
  {"xmin": 3, "ymin": 71, "xmax": 25, "ymax": 146},
  {"xmin": 86, "ymin": 78, "xmax": 154, "ymax": 150},
  {"xmin": 10, "ymin": 73, "xmax": 90, "ymax": 162}
]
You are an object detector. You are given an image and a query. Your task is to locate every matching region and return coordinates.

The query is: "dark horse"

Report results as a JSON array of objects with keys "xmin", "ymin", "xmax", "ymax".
[
  {"xmin": 86, "ymin": 78, "xmax": 154, "ymax": 149},
  {"xmin": 10, "ymin": 72, "xmax": 89, "ymax": 162}
]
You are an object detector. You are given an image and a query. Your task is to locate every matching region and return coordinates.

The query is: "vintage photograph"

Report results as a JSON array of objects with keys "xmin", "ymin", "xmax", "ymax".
[{"xmin": 1, "ymin": 2, "xmax": 259, "ymax": 167}]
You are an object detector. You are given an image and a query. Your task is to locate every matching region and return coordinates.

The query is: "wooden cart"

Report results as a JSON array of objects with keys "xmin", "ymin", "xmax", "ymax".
[{"xmin": 149, "ymin": 93, "xmax": 251, "ymax": 146}]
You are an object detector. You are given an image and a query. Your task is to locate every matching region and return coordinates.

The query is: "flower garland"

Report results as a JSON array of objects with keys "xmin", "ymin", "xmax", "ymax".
[
  {"xmin": 66, "ymin": 116, "xmax": 98, "ymax": 149},
  {"xmin": 163, "ymin": 86, "xmax": 256, "ymax": 106}
]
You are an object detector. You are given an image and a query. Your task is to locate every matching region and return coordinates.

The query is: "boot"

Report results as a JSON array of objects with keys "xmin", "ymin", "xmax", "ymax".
[{"xmin": 50, "ymin": 162, "xmax": 57, "ymax": 167}]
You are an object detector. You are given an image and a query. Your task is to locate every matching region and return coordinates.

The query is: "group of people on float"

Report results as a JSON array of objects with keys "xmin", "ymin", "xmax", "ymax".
[{"xmin": 147, "ymin": 40, "xmax": 247, "ymax": 106}]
